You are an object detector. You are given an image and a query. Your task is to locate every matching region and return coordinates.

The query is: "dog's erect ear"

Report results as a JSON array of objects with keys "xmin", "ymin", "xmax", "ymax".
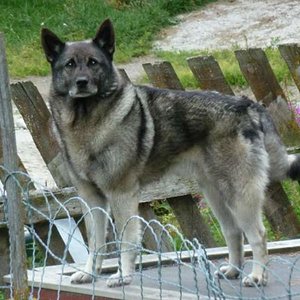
[
  {"xmin": 93, "ymin": 19, "xmax": 115, "ymax": 59},
  {"xmin": 41, "ymin": 28, "xmax": 65, "ymax": 63}
]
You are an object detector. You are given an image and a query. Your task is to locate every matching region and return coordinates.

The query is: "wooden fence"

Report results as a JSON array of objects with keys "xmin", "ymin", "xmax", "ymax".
[{"xmin": 1, "ymin": 44, "xmax": 300, "ymax": 290}]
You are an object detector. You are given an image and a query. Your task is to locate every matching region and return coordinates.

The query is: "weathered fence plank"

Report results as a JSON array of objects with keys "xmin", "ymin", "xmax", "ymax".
[
  {"xmin": 0, "ymin": 132, "xmax": 31, "ymax": 188},
  {"xmin": 187, "ymin": 55, "xmax": 234, "ymax": 95},
  {"xmin": 0, "ymin": 32, "xmax": 28, "ymax": 298},
  {"xmin": 11, "ymin": 82, "xmax": 71, "ymax": 188},
  {"xmin": 143, "ymin": 61, "xmax": 184, "ymax": 90},
  {"xmin": 279, "ymin": 43, "xmax": 300, "ymax": 92},
  {"xmin": 118, "ymin": 68, "xmax": 131, "ymax": 82},
  {"xmin": 168, "ymin": 195, "xmax": 215, "ymax": 247},
  {"xmin": 235, "ymin": 48, "xmax": 286, "ymax": 105},
  {"xmin": 265, "ymin": 182, "xmax": 300, "ymax": 235},
  {"xmin": 139, "ymin": 202, "xmax": 173, "ymax": 252},
  {"xmin": 33, "ymin": 222, "xmax": 75, "ymax": 265},
  {"xmin": 0, "ymin": 228, "xmax": 10, "ymax": 294}
]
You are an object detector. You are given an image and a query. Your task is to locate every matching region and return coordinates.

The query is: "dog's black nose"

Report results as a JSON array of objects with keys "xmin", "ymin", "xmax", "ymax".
[{"xmin": 76, "ymin": 77, "xmax": 88, "ymax": 88}]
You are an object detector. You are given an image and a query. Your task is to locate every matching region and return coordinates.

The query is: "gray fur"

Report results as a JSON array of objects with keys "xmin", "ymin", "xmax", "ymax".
[{"xmin": 41, "ymin": 19, "xmax": 300, "ymax": 288}]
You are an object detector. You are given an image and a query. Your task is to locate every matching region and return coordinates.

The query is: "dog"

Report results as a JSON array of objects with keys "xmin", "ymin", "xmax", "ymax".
[{"xmin": 41, "ymin": 19, "xmax": 300, "ymax": 288}]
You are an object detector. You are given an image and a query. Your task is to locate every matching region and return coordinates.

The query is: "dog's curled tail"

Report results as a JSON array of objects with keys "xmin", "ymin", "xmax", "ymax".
[{"xmin": 287, "ymin": 154, "xmax": 300, "ymax": 181}]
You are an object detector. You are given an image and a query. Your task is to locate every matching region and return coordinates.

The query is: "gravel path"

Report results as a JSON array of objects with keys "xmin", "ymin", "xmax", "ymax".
[{"xmin": 154, "ymin": 0, "xmax": 300, "ymax": 51}]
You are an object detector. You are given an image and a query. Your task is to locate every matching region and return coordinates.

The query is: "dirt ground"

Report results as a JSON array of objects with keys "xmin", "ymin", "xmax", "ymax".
[
  {"xmin": 10, "ymin": 0, "xmax": 300, "ymax": 188},
  {"xmin": 154, "ymin": 0, "xmax": 300, "ymax": 51}
]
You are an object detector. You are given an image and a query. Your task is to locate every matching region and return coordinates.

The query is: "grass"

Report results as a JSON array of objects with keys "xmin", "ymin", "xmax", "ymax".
[
  {"xmin": 0, "ymin": 0, "xmax": 215, "ymax": 78},
  {"xmin": 153, "ymin": 47, "xmax": 292, "ymax": 90},
  {"xmin": 0, "ymin": 0, "xmax": 291, "ymax": 91}
]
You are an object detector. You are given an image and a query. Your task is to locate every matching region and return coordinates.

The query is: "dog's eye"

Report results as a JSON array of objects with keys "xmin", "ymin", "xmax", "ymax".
[
  {"xmin": 65, "ymin": 60, "xmax": 75, "ymax": 68},
  {"xmin": 88, "ymin": 58, "xmax": 98, "ymax": 66}
]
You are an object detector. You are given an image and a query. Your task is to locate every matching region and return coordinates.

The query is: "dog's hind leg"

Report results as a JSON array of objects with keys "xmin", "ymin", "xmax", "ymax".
[
  {"xmin": 70, "ymin": 181, "xmax": 109, "ymax": 284},
  {"xmin": 203, "ymin": 187, "xmax": 244, "ymax": 280},
  {"xmin": 233, "ymin": 189, "xmax": 268, "ymax": 287},
  {"xmin": 106, "ymin": 190, "xmax": 141, "ymax": 287}
]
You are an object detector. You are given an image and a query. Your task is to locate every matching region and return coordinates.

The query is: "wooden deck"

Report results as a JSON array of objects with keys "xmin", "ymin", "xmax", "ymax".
[{"xmin": 4, "ymin": 239, "xmax": 300, "ymax": 299}]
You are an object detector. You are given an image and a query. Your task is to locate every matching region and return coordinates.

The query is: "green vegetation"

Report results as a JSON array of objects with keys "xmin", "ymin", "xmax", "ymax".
[
  {"xmin": 153, "ymin": 47, "xmax": 292, "ymax": 89},
  {"xmin": 0, "ymin": 0, "xmax": 214, "ymax": 78}
]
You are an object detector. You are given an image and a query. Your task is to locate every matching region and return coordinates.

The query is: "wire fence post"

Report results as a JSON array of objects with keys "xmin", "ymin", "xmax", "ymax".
[{"xmin": 0, "ymin": 32, "xmax": 29, "ymax": 299}]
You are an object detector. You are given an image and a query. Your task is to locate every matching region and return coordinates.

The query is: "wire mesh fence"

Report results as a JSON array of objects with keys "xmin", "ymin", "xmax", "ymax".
[{"xmin": 1, "ymin": 168, "xmax": 300, "ymax": 299}]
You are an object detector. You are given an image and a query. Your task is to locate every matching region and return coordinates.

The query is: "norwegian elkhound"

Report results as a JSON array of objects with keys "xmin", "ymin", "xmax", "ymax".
[{"xmin": 41, "ymin": 19, "xmax": 300, "ymax": 288}]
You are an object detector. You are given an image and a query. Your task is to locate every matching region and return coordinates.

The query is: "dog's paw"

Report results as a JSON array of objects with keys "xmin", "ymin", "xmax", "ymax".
[
  {"xmin": 70, "ymin": 271, "xmax": 93, "ymax": 284},
  {"xmin": 215, "ymin": 265, "xmax": 240, "ymax": 280},
  {"xmin": 106, "ymin": 272, "xmax": 133, "ymax": 288},
  {"xmin": 242, "ymin": 272, "xmax": 267, "ymax": 287}
]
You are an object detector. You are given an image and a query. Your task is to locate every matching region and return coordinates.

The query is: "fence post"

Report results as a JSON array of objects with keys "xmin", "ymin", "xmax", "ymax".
[
  {"xmin": 235, "ymin": 48, "xmax": 286, "ymax": 105},
  {"xmin": 187, "ymin": 56, "xmax": 234, "ymax": 95},
  {"xmin": 0, "ymin": 33, "xmax": 28, "ymax": 298},
  {"xmin": 279, "ymin": 44, "xmax": 300, "ymax": 92},
  {"xmin": 143, "ymin": 61, "xmax": 184, "ymax": 90},
  {"xmin": 11, "ymin": 82, "xmax": 71, "ymax": 188}
]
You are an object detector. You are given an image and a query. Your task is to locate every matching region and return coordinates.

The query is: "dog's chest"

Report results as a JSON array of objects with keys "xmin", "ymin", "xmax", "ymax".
[{"xmin": 59, "ymin": 119, "xmax": 107, "ymax": 180}]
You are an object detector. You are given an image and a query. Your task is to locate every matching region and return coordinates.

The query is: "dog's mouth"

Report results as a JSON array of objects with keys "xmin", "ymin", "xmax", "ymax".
[{"xmin": 69, "ymin": 86, "xmax": 98, "ymax": 98}]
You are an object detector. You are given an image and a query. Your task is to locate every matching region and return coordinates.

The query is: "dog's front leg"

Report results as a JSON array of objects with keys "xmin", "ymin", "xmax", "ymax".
[
  {"xmin": 70, "ymin": 182, "xmax": 109, "ymax": 284},
  {"xmin": 106, "ymin": 191, "xmax": 141, "ymax": 287}
]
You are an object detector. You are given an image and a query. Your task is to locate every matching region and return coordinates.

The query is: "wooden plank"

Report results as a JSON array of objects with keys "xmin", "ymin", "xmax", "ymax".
[
  {"xmin": 143, "ymin": 61, "xmax": 184, "ymax": 90},
  {"xmin": 118, "ymin": 68, "xmax": 130, "ymax": 82},
  {"xmin": 0, "ymin": 187, "xmax": 80, "ymax": 226},
  {"xmin": 235, "ymin": 48, "xmax": 286, "ymax": 105},
  {"xmin": 139, "ymin": 202, "xmax": 173, "ymax": 252},
  {"xmin": 18, "ymin": 269, "xmax": 200, "ymax": 300},
  {"xmin": 0, "ymin": 228, "xmax": 9, "ymax": 287},
  {"xmin": 279, "ymin": 43, "xmax": 300, "ymax": 92},
  {"xmin": 187, "ymin": 55, "xmax": 234, "ymax": 95},
  {"xmin": 0, "ymin": 32, "xmax": 28, "ymax": 299},
  {"xmin": 0, "ymin": 133, "xmax": 32, "ymax": 188},
  {"xmin": 10, "ymin": 81, "xmax": 71, "ymax": 187},
  {"xmin": 264, "ymin": 182, "xmax": 300, "ymax": 237},
  {"xmin": 167, "ymin": 195, "xmax": 215, "ymax": 247},
  {"xmin": 5, "ymin": 239, "xmax": 300, "ymax": 300},
  {"xmin": 0, "ymin": 177, "xmax": 199, "ymax": 227},
  {"xmin": 7, "ymin": 238, "xmax": 299, "ymax": 279},
  {"xmin": 33, "ymin": 222, "xmax": 75, "ymax": 266}
]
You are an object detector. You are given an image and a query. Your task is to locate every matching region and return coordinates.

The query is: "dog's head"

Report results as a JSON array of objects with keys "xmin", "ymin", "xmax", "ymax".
[{"xmin": 41, "ymin": 19, "xmax": 118, "ymax": 99}]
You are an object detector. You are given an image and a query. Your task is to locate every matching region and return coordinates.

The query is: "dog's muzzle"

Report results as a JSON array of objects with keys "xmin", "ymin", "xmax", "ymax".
[{"xmin": 69, "ymin": 77, "xmax": 98, "ymax": 98}]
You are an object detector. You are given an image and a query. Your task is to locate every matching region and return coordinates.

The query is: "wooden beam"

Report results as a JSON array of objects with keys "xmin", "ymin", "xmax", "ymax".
[
  {"xmin": 11, "ymin": 81, "xmax": 71, "ymax": 188},
  {"xmin": 279, "ymin": 43, "xmax": 300, "ymax": 92},
  {"xmin": 139, "ymin": 202, "xmax": 173, "ymax": 252},
  {"xmin": 167, "ymin": 195, "xmax": 216, "ymax": 247},
  {"xmin": 187, "ymin": 55, "xmax": 234, "ymax": 95},
  {"xmin": 0, "ymin": 32, "xmax": 28, "ymax": 299},
  {"xmin": 235, "ymin": 48, "xmax": 286, "ymax": 105},
  {"xmin": 143, "ymin": 61, "xmax": 184, "ymax": 90},
  {"xmin": 0, "ymin": 228, "xmax": 9, "ymax": 287}
]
